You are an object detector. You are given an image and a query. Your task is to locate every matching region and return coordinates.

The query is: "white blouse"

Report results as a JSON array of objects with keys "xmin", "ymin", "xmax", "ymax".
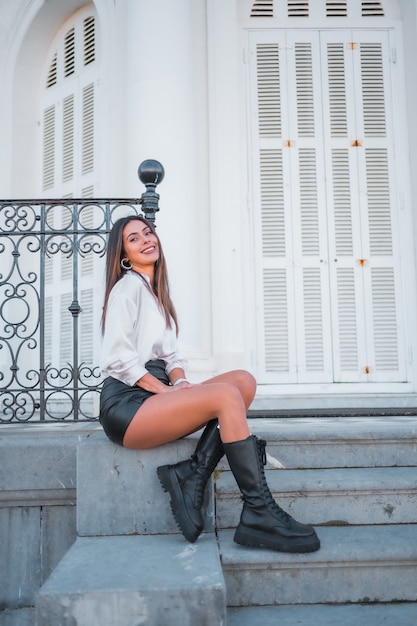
[{"xmin": 100, "ymin": 271, "xmax": 185, "ymax": 386}]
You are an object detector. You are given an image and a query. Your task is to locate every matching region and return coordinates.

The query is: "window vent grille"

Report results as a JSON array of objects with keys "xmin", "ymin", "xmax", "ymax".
[
  {"xmin": 84, "ymin": 16, "xmax": 96, "ymax": 65},
  {"xmin": 251, "ymin": 0, "xmax": 273, "ymax": 17},
  {"xmin": 46, "ymin": 53, "xmax": 57, "ymax": 88},
  {"xmin": 43, "ymin": 106, "xmax": 55, "ymax": 189},
  {"xmin": 64, "ymin": 28, "xmax": 75, "ymax": 77},
  {"xmin": 82, "ymin": 185, "xmax": 94, "ymax": 198},
  {"xmin": 256, "ymin": 44, "xmax": 281, "ymax": 137},
  {"xmin": 249, "ymin": 0, "xmax": 386, "ymax": 19},
  {"xmin": 288, "ymin": 1, "xmax": 309, "ymax": 17},
  {"xmin": 80, "ymin": 289, "xmax": 94, "ymax": 363},
  {"xmin": 62, "ymin": 95, "xmax": 74, "ymax": 182},
  {"xmin": 362, "ymin": 2, "xmax": 384, "ymax": 17},
  {"xmin": 82, "ymin": 84, "xmax": 95, "ymax": 174},
  {"xmin": 326, "ymin": 1, "xmax": 348, "ymax": 17}
]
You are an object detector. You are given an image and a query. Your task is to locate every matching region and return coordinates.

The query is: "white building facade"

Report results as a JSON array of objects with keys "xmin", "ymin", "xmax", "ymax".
[{"xmin": 1, "ymin": 0, "xmax": 417, "ymax": 411}]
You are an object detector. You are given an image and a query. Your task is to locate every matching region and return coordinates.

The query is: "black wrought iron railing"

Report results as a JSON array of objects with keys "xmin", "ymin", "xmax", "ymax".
[{"xmin": 0, "ymin": 160, "xmax": 165, "ymax": 423}]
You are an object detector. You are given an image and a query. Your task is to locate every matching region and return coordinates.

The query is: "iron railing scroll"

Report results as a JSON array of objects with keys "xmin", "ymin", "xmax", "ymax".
[{"xmin": 0, "ymin": 160, "xmax": 164, "ymax": 423}]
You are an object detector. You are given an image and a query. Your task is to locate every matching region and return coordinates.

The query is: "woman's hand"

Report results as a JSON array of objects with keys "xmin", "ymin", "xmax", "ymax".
[
  {"xmin": 171, "ymin": 380, "xmax": 193, "ymax": 390},
  {"xmin": 135, "ymin": 372, "xmax": 171, "ymax": 394},
  {"xmin": 135, "ymin": 372, "xmax": 195, "ymax": 393}
]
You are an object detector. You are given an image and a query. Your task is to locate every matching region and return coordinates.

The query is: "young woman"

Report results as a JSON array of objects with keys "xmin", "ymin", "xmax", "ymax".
[{"xmin": 99, "ymin": 215, "xmax": 320, "ymax": 553}]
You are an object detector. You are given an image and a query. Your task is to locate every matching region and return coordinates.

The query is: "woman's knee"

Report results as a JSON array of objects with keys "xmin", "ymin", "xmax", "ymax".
[
  {"xmin": 212, "ymin": 381, "xmax": 247, "ymax": 412},
  {"xmin": 231, "ymin": 370, "xmax": 257, "ymax": 402},
  {"xmin": 238, "ymin": 369, "xmax": 256, "ymax": 390}
]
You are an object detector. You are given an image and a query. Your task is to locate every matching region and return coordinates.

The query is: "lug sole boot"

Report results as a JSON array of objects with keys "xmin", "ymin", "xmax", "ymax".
[
  {"xmin": 157, "ymin": 419, "xmax": 224, "ymax": 543},
  {"xmin": 223, "ymin": 435, "xmax": 320, "ymax": 553}
]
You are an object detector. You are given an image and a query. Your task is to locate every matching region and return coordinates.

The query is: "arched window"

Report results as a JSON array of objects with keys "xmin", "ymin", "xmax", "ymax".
[
  {"xmin": 41, "ymin": 6, "xmax": 98, "ymax": 198},
  {"xmin": 41, "ymin": 6, "xmax": 101, "ymax": 405}
]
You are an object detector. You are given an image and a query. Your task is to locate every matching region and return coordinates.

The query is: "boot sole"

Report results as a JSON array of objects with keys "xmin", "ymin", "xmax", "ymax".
[
  {"xmin": 234, "ymin": 525, "xmax": 321, "ymax": 553},
  {"xmin": 157, "ymin": 465, "xmax": 202, "ymax": 543}
]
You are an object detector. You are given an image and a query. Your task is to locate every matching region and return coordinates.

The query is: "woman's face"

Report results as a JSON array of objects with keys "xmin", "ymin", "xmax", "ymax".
[{"xmin": 122, "ymin": 219, "xmax": 160, "ymax": 277}]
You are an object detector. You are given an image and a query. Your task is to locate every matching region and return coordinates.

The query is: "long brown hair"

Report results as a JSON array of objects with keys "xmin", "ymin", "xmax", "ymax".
[{"xmin": 101, "ymin": 215, "xmax": 178, "ymax": 335}]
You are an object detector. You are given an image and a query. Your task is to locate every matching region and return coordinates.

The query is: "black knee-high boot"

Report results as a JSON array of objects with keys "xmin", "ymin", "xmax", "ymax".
[
  {"xmin": 223, "ymin": 435, "xmax": 320, "ymax": 553},
  {"xmin": 157, "ymin": 420, "xmax": 224, "ymax": 543}
]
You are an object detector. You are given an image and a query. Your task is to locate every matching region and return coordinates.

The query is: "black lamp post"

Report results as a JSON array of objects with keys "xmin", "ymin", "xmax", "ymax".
[{"xmin": 138, "ymin": 159, "xmax": 165, "ymax": 225}]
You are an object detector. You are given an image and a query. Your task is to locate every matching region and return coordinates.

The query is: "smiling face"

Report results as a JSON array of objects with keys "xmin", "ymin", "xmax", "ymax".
[{"xmin": 122, "ymin": 219, "xmax": 160, "ymax": 279}]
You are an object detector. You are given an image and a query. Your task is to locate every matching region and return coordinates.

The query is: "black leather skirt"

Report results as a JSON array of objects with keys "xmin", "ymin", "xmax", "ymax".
[{"xmin": 99, "ymin": 359, "xmax": 169, "ymax": 446}]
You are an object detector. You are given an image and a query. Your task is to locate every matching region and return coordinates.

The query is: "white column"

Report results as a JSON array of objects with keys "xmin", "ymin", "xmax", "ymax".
[
  {"xmin": 207, "ymin": 0, "xmax": 252, "ymax": 373},
  {"xmin": 122, "ymin": 0, "xmax": 214, "ymax": 378}
]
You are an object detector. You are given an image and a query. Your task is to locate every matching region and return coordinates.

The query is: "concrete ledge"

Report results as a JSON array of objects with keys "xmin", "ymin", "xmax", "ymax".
[
  {"xmin": 216, "ymin": 466, "xmax": 417, "ymax": 527},
  {"xmin": 77, "ymin": 430, "xmax": 215, "ymax": 536},
  {"xmin": 36, "ymin": 534, "xmax": 226, "ymax": 626},
  {"xmin": 219, "ymin": 525, "xmax": 417, "ymax": 606},
  {"xmin": 228, "ymin": 603, "xmax": 417, "ymax": 626},
  {"xmin": 0, "ymin": 425, "xmax": 92, "ymax": 610},
  {"xmin": 0, "ymin": 608, "xmax": 35, "ymax": 626},
  {"xmin": 0, "ymin": 424, "xmax": 95, "ymax": 496},
  {"xmin": 243, "ymin": 417, "xmax": 417, "ymax": 468}
]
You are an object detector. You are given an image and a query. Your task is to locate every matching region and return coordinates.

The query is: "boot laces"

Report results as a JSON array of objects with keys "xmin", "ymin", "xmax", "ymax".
[{"xmin": 256, "ymin": 438, "xmax": 291, "ymax": 523}]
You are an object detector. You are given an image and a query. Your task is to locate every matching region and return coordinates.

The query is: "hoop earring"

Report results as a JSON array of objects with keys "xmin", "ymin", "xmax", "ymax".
[{"xmin": 121, "ymin": 258, "xmax": 132, "ymax": 270}]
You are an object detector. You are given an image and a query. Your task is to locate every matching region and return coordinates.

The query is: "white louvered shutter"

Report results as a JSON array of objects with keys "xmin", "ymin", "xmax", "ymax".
[
  {"xmin": 249, "ymin": 27, "xmax": 407, "ymax": 384},
  {"xmin": 42, "ymin": 13, "xmax": 97, "ymax": 198},
  {"xmin": 41, "ymin": 8, "xmax": 100, "ymax": 390},
  {"xmin": 249, "ymin": 30, "xmax": 332, "ymax": 383},
  {"xmin": 321, "ymin": 30, "xmax": 406, "ymax": 382}
]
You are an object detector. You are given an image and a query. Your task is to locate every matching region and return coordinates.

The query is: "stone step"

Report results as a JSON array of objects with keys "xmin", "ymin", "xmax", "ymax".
[
  {"xmin": 36, "ymin": 533, "xmax": 226, "ymax": 626},
  {"xmin": 218, "ymin": 524, "xmax": 417, "ymax": 606},
  {"xmin": 227, "ymin": 602, "xmax": 417, "ymax": 625},
  {"xmin": 236, "ymin": 417, "xmax": 417, "ymax": 469},
  {"xmin": 0, "ymin": 608, "xmax": 35, "ymax": 626},
  {"xmin": 76, "ymin": 431, "xmax": 215, "ymax": 536},
  {"xmin": 215, "ymin": 466, "xmax": 417, "ymax": 527}
]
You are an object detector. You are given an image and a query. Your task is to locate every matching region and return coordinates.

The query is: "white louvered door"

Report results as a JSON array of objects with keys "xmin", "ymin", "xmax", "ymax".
[
  {"xmin": 42, "ymin": 13, "xmax": 96, "ymax": 198},
  {"xmin": 322, "ymin": 30, "xmax": 405, "ymax": 382},
  {"xmin": 248, "ymin": 28, "xmax": 407, "ymax": 384},
  {"xmin": 41, "ymin": 8, "xmax": 99, "ymax": 387}
]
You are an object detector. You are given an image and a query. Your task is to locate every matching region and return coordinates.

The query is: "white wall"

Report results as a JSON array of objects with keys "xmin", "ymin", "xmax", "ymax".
[
  {"xmin": 207, "ymin": 0, "xmax": 254, "ymax": 374},
  {"xmin": 1, "ymin": 0, "xmax": 417, "ymax": 396},
  {"xmin": 0, "ymin": 0, "xmax": 217, "ymax": 380}
]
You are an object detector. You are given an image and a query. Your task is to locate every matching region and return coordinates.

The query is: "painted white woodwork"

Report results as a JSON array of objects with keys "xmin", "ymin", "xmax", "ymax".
[
  {"xmin": 41, "ymin": 6, "xmax": 101, "ymax": 378},
  {"xmin": 248, "ymin": 26, "xmax": 408, "ymax": 384}
]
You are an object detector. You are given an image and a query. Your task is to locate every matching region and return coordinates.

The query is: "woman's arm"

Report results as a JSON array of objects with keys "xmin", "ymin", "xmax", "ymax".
[
  {"xmin": 168, "ymin": 367, "xmax": 192, "ymax": 388},
  {"xmin": 135, "ymin": 372, "xmax": 171, "ymax": 393},
  {"xmin": 135, "ymin": 368, "xmax": 192, "ymax": 393}
]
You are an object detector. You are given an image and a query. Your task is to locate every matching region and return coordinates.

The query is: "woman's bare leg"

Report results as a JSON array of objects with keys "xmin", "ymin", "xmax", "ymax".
[
  {"xmin": 123, "ymin": 371, "xmax": 256, "ymax": 449},
  {"xmin": 201, "ymin": 370, "xmax": 256, "ymax": 411}
]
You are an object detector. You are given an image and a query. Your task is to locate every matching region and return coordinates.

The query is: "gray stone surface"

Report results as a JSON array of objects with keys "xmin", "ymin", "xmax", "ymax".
[
  {"xmin": 228, "ymin": 603, "xmax": 417, "ymax": 625},
  {"xmin": 0, "ymin": 424, "xmax": 94, "ymax": 497},
  {"xmin": 0, "ymin": 504, "xmax": 76, "ymax": 609},
  {"xmin": 3, "ymin": 417, "xmax": 417, "ymax": 619},
  {"xmin": 77, "ymin": 430, "xmax": 215, "ymax": 536},
  {"xmin": 219, "ymin": 525, "xmax": 417, "ymax": 606},
  {"xmin": 0, "ymin": 608, "xmax": 35, "ymax": 626},
  {"xmin": 36, "ymin": 534, "xmax": 226, "ymax": 626},
  {"xmin": 241, "ymin": 417, "xmax": 417, "ymax": 469},
  {"xmin": 216, "ymin": 466, "xmax": 417, "ymax": 527},
  {"xmin": 0, "ymin": 507, "xmax": 40, "ymax": 608},
  {"xmin": 40, "ymin": 505, "xmax": 77, "ymax": 585},
  {"xmin": 0, "ymin": 426, "xmax": 89, "ymax": 610}
]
